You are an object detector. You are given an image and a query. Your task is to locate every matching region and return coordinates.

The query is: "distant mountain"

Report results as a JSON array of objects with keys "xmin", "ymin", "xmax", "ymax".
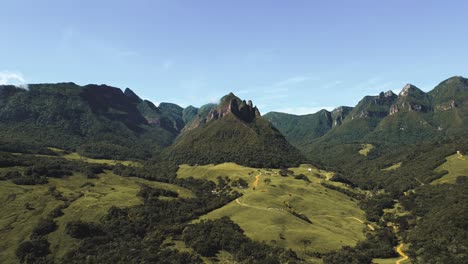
[
  {"xmin": 265, "ymin": 76, "xmax": 468, "ymax": 156},
  {"xmin": 0, "ymin": 83, "xmax": 183, "ymax": 159},
  {"xmin": 263, "ymin": 107, "xmax": 353, "ymax": 149},
  {"xmin": 167, "ymin": 93, "xmax": 305, "ymax": 168},
  {"xmin": 1, "ymin": 76, "xmax": 466, "ymax": 167},
  {"xmin": 182, "ymin": 105, "xmax": 199, "ymax": 124},
  {"xmin": 123, "ymin": 88, "xmax": 186, "ymax": 134}
]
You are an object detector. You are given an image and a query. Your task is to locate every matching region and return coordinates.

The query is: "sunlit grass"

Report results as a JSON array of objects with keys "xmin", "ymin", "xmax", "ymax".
[
  {"xmin": 431, "ymin": 153, "xmax": 468, "ymax": 184},
  {"xmin": 359, "ymin": 143, "xmax": 374, "ymax": 156},
  {"xmin": 0, "ymin": 171, "xmax": 193, "ymax": 262},
  {"xmin": 178, "ymin": 163, "xmax": 368, "ymax": 260}
]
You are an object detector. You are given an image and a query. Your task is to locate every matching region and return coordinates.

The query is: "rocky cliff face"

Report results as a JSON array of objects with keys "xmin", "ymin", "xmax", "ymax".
[
  {"xmin": 185, "ymin": 93, "xmax": 261, "ymax": 131},
  {"xmin": 349, "ymin": 90, "xmax": 398, "ymax": 120},
  {"xmin": 123, "ymin": 88, "xmax": 186, "ymax": 134},
  {"xmin": 389, "ymin": 84, "xmax": 431, "ymax": 115},
  {"xmin": 207, "ymin": 93, "xmax": 261, "ymax": 123},
  {"xmin": 344, "ymin": 84, "xmax": 436, "ymax": 118},
  {"xmin": 331, "ymin": 106, "xmax": 353, "ymax": 127}
]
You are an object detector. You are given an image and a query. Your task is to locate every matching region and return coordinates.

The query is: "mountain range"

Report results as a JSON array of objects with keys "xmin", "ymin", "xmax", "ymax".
[
  {"xmin": 1, "ymin": 75, "xmax": 467, "ymax": 264},
  {"xmin": 1, "ymin": 76, "xmax": 466, "ymax": 168},
  {"xmin": 265, "ymin": 76, "xmax": 467, "ymax": 157}
]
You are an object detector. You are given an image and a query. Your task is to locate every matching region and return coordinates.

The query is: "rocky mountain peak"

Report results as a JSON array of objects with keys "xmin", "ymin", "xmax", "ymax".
[
  {"xmin": 124, "ymin": 88, "xmax": 142, "ymax": 102},
  {"xmin": 399, "ymin": 84, "xmax": 420, "ymax": 96},
  {"xmin": 384, "ymin": 90, "xmax": 396, "ymax": 98},
  {"xmin": 206, "ymin": 92, "xmax": 260, "ymax": 123}
]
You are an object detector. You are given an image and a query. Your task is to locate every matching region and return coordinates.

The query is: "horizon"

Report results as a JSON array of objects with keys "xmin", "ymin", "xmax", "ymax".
[
  {"xmin": 1, "ymin": 0, "xmax": 467, "ymax": 115},
  {"xmin": 2, "ymin": 74, "xmax": 463, "ymax": 116}
]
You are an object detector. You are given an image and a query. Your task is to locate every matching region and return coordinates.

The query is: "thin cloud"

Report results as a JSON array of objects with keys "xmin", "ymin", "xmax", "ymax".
[{"xmin": 0, "ymin": 71, "xmax": 26, "ymax": 85}]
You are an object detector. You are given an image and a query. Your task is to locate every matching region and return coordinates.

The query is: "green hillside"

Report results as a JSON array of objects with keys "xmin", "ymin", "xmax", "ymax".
[
  {"xmin": 0, "ymin": 83, "xmax": 185, "ymax": 160},
  {"xmin": 169, "ymin": 93, "xmax": 305, "ymax": 168},
  {"xmin": 266, "ymin": 77, "xmax": 467, "ymax": 161},
  {"xmin": 178, "ymin": 163, "xmax": 369, "ymax": 262},
  {"xmin": 264, "ymin": 110, "xmax": 334, "ymax": 148}
]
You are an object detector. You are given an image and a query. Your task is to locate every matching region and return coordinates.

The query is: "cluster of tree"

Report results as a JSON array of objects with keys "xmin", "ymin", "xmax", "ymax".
[
  {"xmin": 230, "ymin": 178, "xmax": 249, "ymax": 188},
  {"xmin": 16, "ymin": 216, "xmax": 61, "ymax": 263},
  {"xmin": 3, "ymin": 170, "xmax": 48, "ymax": 185},
  {"xmin": 399, "ymin": 177, "xmax": 468, "ymax": 263},
  {"xmin": 289, "ymin": 210, "xmax": 313, "ymax": 224},
  {"xmin": 328, "ymin": 173, "xmax": 357, "ymax": 187},
  {"xmin": 359, "ymin": 194, "xmax": 395, "ymax": 222},
  {"xmin": 321, "ymin": 227, "xmax": 398, "ymax": 263},
  {"xmin": 322, "ymin": 246, "xmax": 372, "ymax": 264},
  {"xmin": 294, "ymin": 173, "xmax": 310, "ymax": 182},
  {"xmin": 0, "ymin": 152, "xmax": 107, "ymax": 185},
  {"xmin": 31, "ymin": 218, "xmax": 58, "ymax": 239},
  {"xmin": 58, "ymin": 177, "xmax": 265, "ymax": 263},
  {"xmin": 138, "ymin": 184, "xmax": 179, "ymax": 202},
  {"xmin": 320, "ymin": 182, "xmax": 365, "ymax": 200},
  {"xmin": 310, "ymin": 140, "xmax": 465, "ymax": 195},
  {"xmin": 0, "ymin": 139, "xmax": 57, "ymax": 155},
  {"xmin": 112, "ymin": 160, "xmax": 178, "ymax": 182},
  {"xmin": 279, "ymin": 168, "xmax": 294, "ymax": 176},
  {"xmin": 183, "ymin": 217, "xmax": 299, "ymax": 263},
  {"xmin": 66, "ymin": 220, "xmax": 105, "ymax": 239},
  {"xmin": 15, "ymin": 238, "xmax": 51, "ymax": 264}
]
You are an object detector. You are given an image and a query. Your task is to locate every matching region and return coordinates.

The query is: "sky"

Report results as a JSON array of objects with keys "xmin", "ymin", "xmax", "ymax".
[{"xmin": 1, "ymin": 0, "xmax": 467, "ymax": 115}]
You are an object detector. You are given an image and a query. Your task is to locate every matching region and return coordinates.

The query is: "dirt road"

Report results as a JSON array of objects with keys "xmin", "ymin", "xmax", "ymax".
[{"xmin": 396, "ymin": 243, "xmax": 409, "ymax": 264}]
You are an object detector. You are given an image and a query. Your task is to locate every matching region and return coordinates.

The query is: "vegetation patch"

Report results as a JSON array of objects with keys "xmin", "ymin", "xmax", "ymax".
[
  {"xmin": 178, "ymin": 163, "xmax": 368, "ymax": 261},
  {"xmin": 0, "ymin": 170, "xmax": 193, "ymax": 262},
  {"xmin": 382, "ymin": 162, "xmax": 402, "ymax": 171},
  {"xmin": 359, "ymin": 144, "xmax": 375, "ymax": 156},
  {"xmin": 431, "ymin": 153, "xmax": 468, "ymax": 184}
]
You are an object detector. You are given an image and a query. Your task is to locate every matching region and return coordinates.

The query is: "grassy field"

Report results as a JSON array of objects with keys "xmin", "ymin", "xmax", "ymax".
[
  {"xmin": 373, "ymin": 257, "xmax": 403, "ymax": 264},
  {"xmin": 359, "ymin": 143, "xmax": 374, "ymax": 156},
  {"xmin": 178, "ymin": 163, "xmax": 369, "ymax": 261},
  {"xmin": 431, "ymin": 153, "xmax": 468, "ymax": 184},
  {"xmin": 382, "ymin": 162, "xmax": 402, "ymax": 171},
  {"xmin": 32, "ymin": 148, "xmax": 142, "ymax": 167},
  {"xmin": 61, "ymin": 152, "xmax": 141, "ymax": 166},
  {"xmin": 0, "ymin": 170, "xmax": 193, "ymax": 263}
]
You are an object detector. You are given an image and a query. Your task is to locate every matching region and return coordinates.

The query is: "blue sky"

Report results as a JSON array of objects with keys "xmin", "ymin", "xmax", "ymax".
[{"xmin": 1, "ymin": 0, "xmax": 467, "ymax": 114}]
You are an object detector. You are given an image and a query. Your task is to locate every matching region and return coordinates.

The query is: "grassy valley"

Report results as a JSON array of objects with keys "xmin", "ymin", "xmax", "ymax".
[
  {"xmin": 0, "ymin": 164, "xmax": 193, "ymax": 263},
  {"xmin": 178, "ymin": 163, "xmax": 370, "ymax": 262}
]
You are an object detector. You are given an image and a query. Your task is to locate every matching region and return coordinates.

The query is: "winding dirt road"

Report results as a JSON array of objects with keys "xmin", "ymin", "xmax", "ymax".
[
  {"xmin": 396, "ymin": 243, "xmax": 409, "ymax": 264},
  {"xmin": 252, "ymin": 175, "xmax": 260, "ymax": 189},
  {"xmin": 347, "ymin": 217, "xmax": 375, "ymax": 231}
]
